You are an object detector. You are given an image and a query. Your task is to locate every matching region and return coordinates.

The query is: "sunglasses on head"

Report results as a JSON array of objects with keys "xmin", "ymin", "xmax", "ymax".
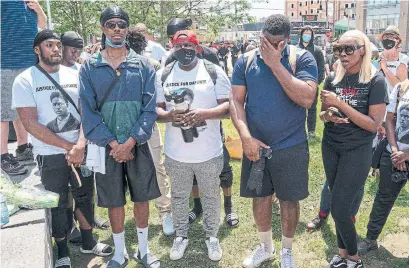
[
  {"xmin": 105, "ymin": 20, "xmax": 128, "ymax": 30},
  {"xmin": 333, "ymin": 45, "xmax": 364, "ymax": 56}
]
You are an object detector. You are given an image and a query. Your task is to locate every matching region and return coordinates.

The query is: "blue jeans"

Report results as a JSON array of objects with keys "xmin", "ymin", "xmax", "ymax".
[{"xmin": 319, "ymin": 179, "xmax": 365, "ymax": 217}]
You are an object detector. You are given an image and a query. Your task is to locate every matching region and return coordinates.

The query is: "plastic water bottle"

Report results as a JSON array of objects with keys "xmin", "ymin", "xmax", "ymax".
[{"xmin": 0, "ymin": 193, "xmax": 9, "ymax": 228}]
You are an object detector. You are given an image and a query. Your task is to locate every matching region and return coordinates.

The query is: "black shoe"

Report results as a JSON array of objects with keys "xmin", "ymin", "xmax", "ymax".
[
  {"xmin": 16, "ymin": 144, "xmax": 34, "ymax": 162},
  {"xmin": 330, "ymin": 255, "xmax": 347, "ymax": 268},
  {"xmin": 68, "ymin": 226, "xmax": 82, "ymax": 245},
  {"xmin": 346, "ymin": 259, "xmax": 364, "ymax": 268},
  {"xmin": 357, "ymin": 238, "xmax": 378, "ymax": 254},
  {"xmin": 306, "ymin": 214, "xmax": 327, "ymax": 231},
  {"xmin": 1, "ymin": 154, "xmax": 27, "ymax": 175}
]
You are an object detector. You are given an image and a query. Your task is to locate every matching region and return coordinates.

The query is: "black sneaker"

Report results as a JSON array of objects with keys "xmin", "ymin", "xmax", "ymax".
[
  {"xmin": 1, "ymin": 154, "xmax": 27, "ymax": 175},
  {"xmin": 346, "ymin": 259, "xmax": 364, "ymax": 268},
  {"xmin": 330, "ymin": 255, "xmax": 347, "ymax": 268},
  {"xmin": 16, "ymin": 144, "xmax": 34, "ymax": 162},
  {"xmin": 306, "ymin": 214, "xmax": 327, "ymax": 231},
  {"xmin": 357, "ymin": 238, "xmax": 378, "ymax": 254}
]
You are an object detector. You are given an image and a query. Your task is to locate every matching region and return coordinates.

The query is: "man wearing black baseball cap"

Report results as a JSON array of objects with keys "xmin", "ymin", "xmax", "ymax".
[
  {"xmin": 80, "ymin": 6, "xmax": 161, "ymax": 268},
  {"xmin": 61, "ymin": 31, "xmax": 84, "ymax": 70},
  {"xmin": 13, "ymin": 29, "xmax": 113, "ymax": 268}
]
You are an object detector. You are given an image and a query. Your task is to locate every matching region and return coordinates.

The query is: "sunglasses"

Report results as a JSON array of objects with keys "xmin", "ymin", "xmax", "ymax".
[
  {"xmin": 105, "ymin": 21, "xmax": 128, "ymax": 30},
  {"xmin": 333, "ymin": 45, "xmax": 364, "ymax": 56}
]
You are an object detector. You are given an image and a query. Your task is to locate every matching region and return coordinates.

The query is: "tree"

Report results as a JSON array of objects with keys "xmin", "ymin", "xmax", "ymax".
[{"xmin": 42, "ymin": 0, "xmax": 253, "ymax": 45}]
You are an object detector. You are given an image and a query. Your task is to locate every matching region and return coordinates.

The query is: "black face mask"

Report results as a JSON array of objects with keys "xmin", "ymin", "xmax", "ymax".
[
  {"xmin": 174, "ymin": 48, "xmax": 196, "ymax": 66},
  {"xmin": 382, "ymin": 39, "xmax": 396, "ymax": 50}
]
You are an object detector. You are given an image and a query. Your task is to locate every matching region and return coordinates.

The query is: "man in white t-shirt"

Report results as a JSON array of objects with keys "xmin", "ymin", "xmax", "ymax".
[
  {"xmin": 12, "ymin": 30, "xmax": 112, "ymax": 268},
  {"xmin": 156, "ymin": 30, "xmax": 230, "ymax": 262},
  {"xmin": 135, "ymin": 23, "xmax": 166, "ymax": 62},
  {"xmin": 61, "ymin": 31, "xmax": 83, "ymax": 71}
]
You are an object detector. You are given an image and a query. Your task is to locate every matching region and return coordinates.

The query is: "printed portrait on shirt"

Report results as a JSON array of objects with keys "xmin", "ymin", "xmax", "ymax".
[
  {"xmin": 398, "ymin": 104, "xmax": 409, "ymax": 144},
  {"xmin": 46, "ymin": 91, "xmax": 80, "ymax": 133}
]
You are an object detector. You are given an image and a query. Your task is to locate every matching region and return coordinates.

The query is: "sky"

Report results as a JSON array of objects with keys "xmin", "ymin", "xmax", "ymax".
[{"xmin": 248, "ymin": 0, "xmax": 285, "ymax": 20}]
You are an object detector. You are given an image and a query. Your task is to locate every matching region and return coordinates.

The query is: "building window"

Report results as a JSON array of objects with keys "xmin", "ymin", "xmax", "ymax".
[
  {"xmin": 305, "ymin": 10, "xmax": 307, "ymax": 14},
  {"xmin": 351, "ymin": 3, "xmax": 355, "ymax": 8},
  {"xmin": 300, "ymin": 2, "xmax": 302, "ymax": 6},
  {"xmin": 311, "ymin": 9, "xmax": 313, "ymax": 13},
  {"xmin": 305, "ymin": 1, "xmax": 308, "ymax": 6},
  {"xmin": 311, "ymin": 0, "xmax": 313, "ymax": 3},
  {"xmin": 291, "ymin": 12, "xmax": 294, "ymax": 17},
  {"xmin": 345, "ymin": 3, "xmax": 349, "ymax": 8}
]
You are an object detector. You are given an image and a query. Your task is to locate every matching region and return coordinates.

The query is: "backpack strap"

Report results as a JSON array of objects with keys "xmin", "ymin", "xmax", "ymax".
[
  {"xmin": 289, "ymin": 45, "xmax": 297, "ymax": 74},
  {"xmin": 161, "ymin": 61, "xmax": 177, "ymax": 86},
  {"xmin": 203, "ymin": 59, "xmax": 217, "ymax": 86},
  {"xmin": 245, "ymin": 48, "xmax": 258, "ymax": 77}
]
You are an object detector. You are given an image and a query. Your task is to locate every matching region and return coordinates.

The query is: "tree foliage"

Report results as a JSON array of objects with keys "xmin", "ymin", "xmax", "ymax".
[{"xmin": 42, "ymin": 0, "xmax": 253, "ymax": 44}]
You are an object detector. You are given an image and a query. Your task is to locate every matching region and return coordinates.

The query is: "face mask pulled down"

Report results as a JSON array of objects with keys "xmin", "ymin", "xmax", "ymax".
[
  {"xmin": 174, "ymin": 48, "xmax": 196, "ymax": 66},
  {"xmin": 105, "ymin": 37, "xmax": 127, "ymax": 48},
  {"xmin": 382, "ymin": 39, "xmax": 396, "ymax": 50}
]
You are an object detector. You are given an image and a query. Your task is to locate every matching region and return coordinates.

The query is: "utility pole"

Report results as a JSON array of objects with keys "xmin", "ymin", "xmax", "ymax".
[{"xmin": 46, "ymin": 0, "xmax": 52, "ymax": 29}]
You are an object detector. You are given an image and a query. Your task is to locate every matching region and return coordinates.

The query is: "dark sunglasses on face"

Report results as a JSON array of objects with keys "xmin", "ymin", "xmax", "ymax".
[
  {"xmin": 105, "ymin": 21, "xmax": 128, "ymax": 30},
  {"xmin": 333, "ymin": 45, "xmax": 364, "ymax": 56}
]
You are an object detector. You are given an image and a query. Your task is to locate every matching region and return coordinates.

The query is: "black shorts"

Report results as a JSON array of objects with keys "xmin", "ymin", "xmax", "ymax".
[
  {"xmin": 95, "ymin": 143, "xmax": 161, "ymax": 208},
  {"xmin": 193, "ymin": 144, "xmax": 233, "ymax": 188},
  {"xmin": 37, "ymin": 154, "xmax": 95, "ymax": 237},
  {"xmin": 240, "ymin": 141, "xmax": 309, "ymax": 201}
]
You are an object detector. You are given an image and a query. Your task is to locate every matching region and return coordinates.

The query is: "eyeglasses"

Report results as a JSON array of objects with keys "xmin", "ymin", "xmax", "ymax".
[
  {"xmin": 333, "ymin": 45, "xmax": 364, "ymax": 56},
  {"xmin": 105, "ymin": 21, "xmax": 128, "ymax": 30}
]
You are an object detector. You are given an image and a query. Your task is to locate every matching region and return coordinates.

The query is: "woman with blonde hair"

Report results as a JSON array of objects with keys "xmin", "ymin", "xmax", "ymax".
[
  {"xmin": 358, "ymin": 78, "xmax": 409, "ymax": 255},
  {"xmin": 378, "ymin": 26, "xmax": 408, "ymax": 94},
  {"xmin": 320, "ymin": 30, "xmax": 388, "ymax": 268}
]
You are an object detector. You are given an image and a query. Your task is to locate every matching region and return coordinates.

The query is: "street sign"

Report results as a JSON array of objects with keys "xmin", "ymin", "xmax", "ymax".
[{"xmin": 303, "ymin": 15, "xmax": 318, "ymax": 22}]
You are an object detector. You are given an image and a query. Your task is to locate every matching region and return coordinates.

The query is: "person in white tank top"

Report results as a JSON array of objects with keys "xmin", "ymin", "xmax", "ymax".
[{"xmin": 379, "ymin": 26, "xmax": 408, "ymax": 95}]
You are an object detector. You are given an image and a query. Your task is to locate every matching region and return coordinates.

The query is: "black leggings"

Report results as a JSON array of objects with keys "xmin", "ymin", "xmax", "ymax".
[{"xmin": 322, "ymin": 140, "xmax": 372, "ymax": 255}]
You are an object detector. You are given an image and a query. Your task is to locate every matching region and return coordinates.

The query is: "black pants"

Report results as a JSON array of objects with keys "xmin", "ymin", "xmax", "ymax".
[
  {"xmin": 366, "ymin": 149, "xmax": 407, "ymax": 240},
  {"xmin": 223, "ymin": 58, "xmax": 228, "ymax": 73},
  {"xmin": 307, "ymin": 89, "xmax": 319, "ymax": 133},
  {"xmin": 37, "ymin": 154, "xmax": 94, "ymax": 238},
  {"xmin": 322, "ymin": 140, "xmax": 372, "ymax": 255}
]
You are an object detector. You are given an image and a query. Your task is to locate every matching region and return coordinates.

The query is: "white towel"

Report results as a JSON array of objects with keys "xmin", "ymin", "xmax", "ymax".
[{"xmin": 86, "ymin": 143, "xmax": 106, "ymax": 174}]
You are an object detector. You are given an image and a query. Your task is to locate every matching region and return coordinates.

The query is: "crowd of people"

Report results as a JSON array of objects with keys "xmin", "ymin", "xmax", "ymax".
[{"xmin": 2, "ymin": 1, "xmax": 409, "ymax": 268}]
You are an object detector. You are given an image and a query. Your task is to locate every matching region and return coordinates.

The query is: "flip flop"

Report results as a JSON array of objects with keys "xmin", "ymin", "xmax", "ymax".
[
  {"xmin": 225, "ymin": 212, "xmax": 239, "ymax": 228},
  {"xmin": 94, "ymin": 216, "xmax": 110, "ymax": 229},
  {"xmin": 106, "ymin": 255, "xmax": 129, "ymax": 268},
  {"xmin": 55, "ymin": 257, "xmax": 71, "ymax": 268},
  {"xmin": 80, "ymin": 242, "xmax": 113, "ymax": 257},
  {"xmin": 134, "ymin": 251, "xmax": 161, "ymax": 268}
]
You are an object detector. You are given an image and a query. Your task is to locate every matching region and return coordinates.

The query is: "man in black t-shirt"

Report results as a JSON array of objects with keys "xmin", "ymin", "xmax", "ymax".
[
  {"xmin": 230, "ymin": 43, "xmax": 240, "ymax": 68},
  {"xmin": 217, "ymin": 41, "xmax": 229, "ymax": 73}
]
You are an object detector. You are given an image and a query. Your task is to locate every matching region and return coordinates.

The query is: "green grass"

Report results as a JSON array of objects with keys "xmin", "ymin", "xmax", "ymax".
[{"xmin": 73, "ymin": 95, "xmax": 409, "ymax": 268}]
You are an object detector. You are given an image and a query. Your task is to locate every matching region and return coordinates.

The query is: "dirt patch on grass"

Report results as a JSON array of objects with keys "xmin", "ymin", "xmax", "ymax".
[{"xmin": 380, "ymin": 233, "xmax": 409, "ymax": 258}]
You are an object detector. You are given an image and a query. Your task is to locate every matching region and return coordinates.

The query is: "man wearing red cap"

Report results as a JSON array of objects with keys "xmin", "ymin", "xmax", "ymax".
[{"xmin": 156, "ymin": 30, "xmax": 231, "ymax": 262}]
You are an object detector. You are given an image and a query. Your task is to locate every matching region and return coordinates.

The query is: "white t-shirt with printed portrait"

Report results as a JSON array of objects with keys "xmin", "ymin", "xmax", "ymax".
[
  {"xmin": 12, "ymin": 65, "xmax": 81, "ymax": 156},
  {"xmin": 156, "ymin": 59, "xmax": 231, "ymax": 163},
  {"xmin": 387, "ymin": 82, "xmax": 409, "ymax": 153}
]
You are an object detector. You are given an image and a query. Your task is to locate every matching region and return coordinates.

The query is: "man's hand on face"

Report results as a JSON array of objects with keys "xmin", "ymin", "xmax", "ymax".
[{"xmin": 260, "ymin": 35, "xmax": 286, "ymax": 70}]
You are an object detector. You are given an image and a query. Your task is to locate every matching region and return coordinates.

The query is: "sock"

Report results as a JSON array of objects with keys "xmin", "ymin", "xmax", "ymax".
[
  {"xmin": 224, "ymin": 195, "xmax": 232, "ymax": 215},
  {"xmin": 137, "ymin": 227, "xmax": 149, "ymax": 258},
  {"xmin": 282, "ymin": 235, "xmax": 293, "ymax": 249},
  {"xmin": 56, "ymin": 238, "xmax": 69, "ymax": 259},
  {"xmin": 112, "ymin": 231, "xmax": 127, "ymax": 264},
  {"xmin": 192, "ymin": 198, "xmax": 203, "ymax": 214},
  {"xmin": 319, "ymin": 211, "xmax": 328, "ymax": 218},
  {"xmin": 259, "ymin": 230, "xmax": 273, "ymax": 253},
  {"xmin": 80, "ymin": 228, "xmax": 97, "ymax": 250},
  {"xmin": 16, "ymin": 143, "xmax": 29, "ymax": 153}
]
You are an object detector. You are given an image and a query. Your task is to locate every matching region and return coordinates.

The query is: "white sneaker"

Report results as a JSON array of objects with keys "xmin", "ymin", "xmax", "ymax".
[
  {"xmin": 280, "ymin": 248, "xmax": 296, "ymax": 268},
  {"xmin": 161, "ymin": 214, "xmax": 175, "ymax": 236},
  {"xmin": 242, "ymin": 243, "xmax": 274, "ymax": 268},
  {"xmin": 205, "ymin": 237, "xmax": 222, "ymax": 261},
  {"xmin": 169, "ymin": 237, "xmax": 188, "ymax": 261}
]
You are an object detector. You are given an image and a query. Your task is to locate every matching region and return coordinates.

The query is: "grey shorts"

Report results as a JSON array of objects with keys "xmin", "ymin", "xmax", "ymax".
[
  {"xmin": 240, "ymin": 141, "xmax": 309, "ymax": 201},
  {"xmin": 1, "ymin": 69, "xmax": 25, "ymax": 121}
]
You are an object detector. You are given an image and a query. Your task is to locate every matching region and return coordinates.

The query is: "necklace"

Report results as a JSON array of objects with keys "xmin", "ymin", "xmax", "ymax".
[{"xmin": 345, "ymin": 74, "xmax": 359, "ymax": 89}]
